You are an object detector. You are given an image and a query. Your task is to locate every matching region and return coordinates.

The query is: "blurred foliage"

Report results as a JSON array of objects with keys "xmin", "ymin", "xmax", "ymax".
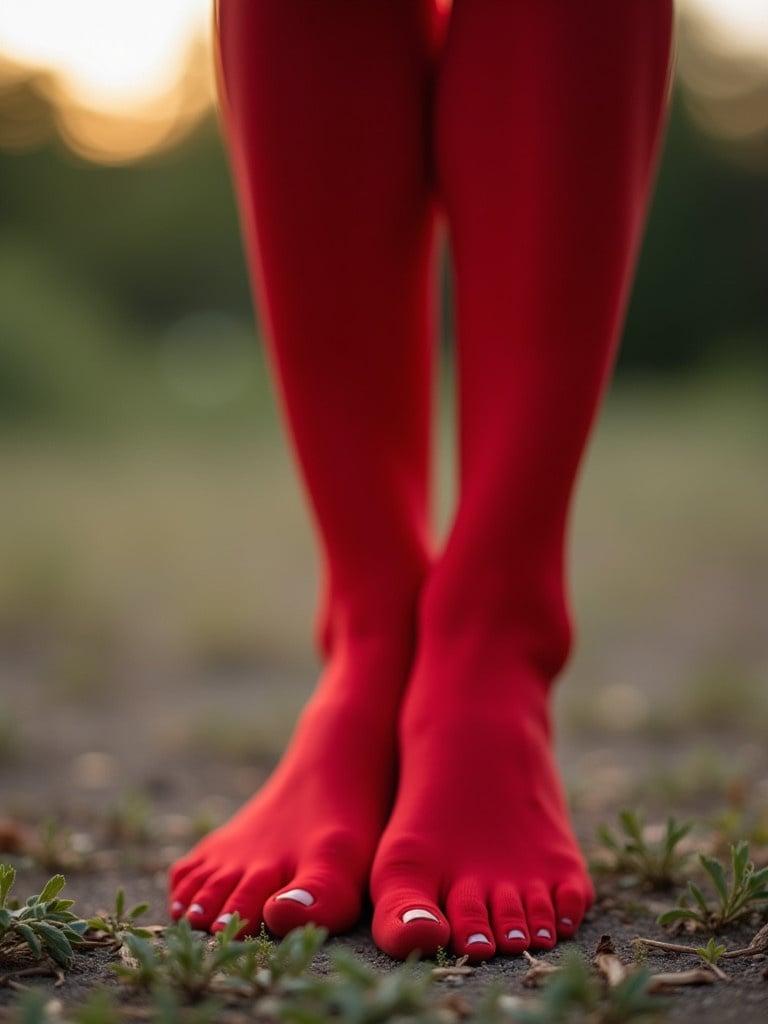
[{"xmin": 0, "ymin": 85, "xmax": 766, "ymax": 436}]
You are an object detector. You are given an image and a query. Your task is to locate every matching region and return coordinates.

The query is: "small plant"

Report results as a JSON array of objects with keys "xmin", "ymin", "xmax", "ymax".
[
  {"xmin": 0, "ymin": 865, "xmax": 87, "ymax": 968},
  {"xmin": 513, "ymin": 953, "xmax": 661, "ymax": 1024},
  {"xmin": 104, "ymin": 792, "xmax": 154, "ymax": 845},
  {"xmin": 596, "ymin": 810, "xmax": 692, "ymax": 889},
  {"xmin": 118, "ymin": 915, "xmax": 248, "ymax": 999},
  {"xmin": 434, "ymin": 945, "xmax": 450, "ymax": 968},
  {"xmin": 34, "ymin": 818, "xmax": 87, "ymax": 872},
  {"xmin": 87, "ymin": 887, "xmax": 153, "ymax": 945},
  {"xmin": 658, "ymin": 840, "xmax": 768, "ymax": 931},
  {"xmin": 223, "ymin": 921, "xmax": 325, "ymax": 997},
  {"xmin": 694, "ymin": 937, "xmax": 726, "ymax": 967},
  {"xmin": 116, "ymin": 915, "xmax": 328, "ymax": 1002},
  {"xmin": 284, "ymin": 946, "xmax": 434, "ymax": 1024}
]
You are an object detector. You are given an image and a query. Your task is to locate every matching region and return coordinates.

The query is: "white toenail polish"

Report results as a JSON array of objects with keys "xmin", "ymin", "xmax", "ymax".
[
  {"xmin": 507, "ymin": 929, "xmax": 526, "ymax": 940},
  {"xmin": 560, "ymin": 917, "xmax": 573, "ymax": 926},
  {"xmin": 172, "ymin": 901, "xmax": 184, "ymax": 913},
  {"xmin": 402, "ymin": 908, "xmax": 439, "ymax": 924},
  {"xmin": 216, "ymin": 913, "xmax": 233, "ymax": 925},
  {"xmin": 467, "ymin": 933, "xmax": 490, "ymax": 945},
  {"xmin": 536, "ymin": 928, "xmax": 552, "ymax": 939},
  {"xmin": 276, "ymin": 888, "xmax": 314, "ymax": 906},
  {"xmin": 189, "ymin": 903, "xmax": 204, "ymax": 915}
]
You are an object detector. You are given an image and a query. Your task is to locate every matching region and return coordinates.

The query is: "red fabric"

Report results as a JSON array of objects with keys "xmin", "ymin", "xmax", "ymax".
[
  {"xmin": 169, "ymin": 0, "xmax": 441, "ymax": 939},
  {"xmin": 170, "ymin": 0, "xmax": 673, "ymax": 958}
]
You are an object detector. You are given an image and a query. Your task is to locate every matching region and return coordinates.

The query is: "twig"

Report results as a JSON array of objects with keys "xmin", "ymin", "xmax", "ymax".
[
  {"xmin": 647, "ymin": 969, "xmax": 716, "ymax": 992},
  {"xmin": 636, "ymin": 922, "xmax": 768, "ymax": 961},
  {"xmin": 0, "ymin": 963, "xmax": 58, "ymax": 988},
  {"xmin": 432, "ymin": 953, "xmax": 474, "ymax": 981},
  {"xmin": 593, "ymin": 935, "xmax": 628, "ymax": 988},
  {"xmin": 633, "ymin": 937, "xmax": 700, "ymax": 956},
  {"xmin": 722, "ymin": 924, "xmax": 768, "ymax": 959},
  {"xmin": 522, "ymin": 950, "xmax": 561, "ymax": 988}
]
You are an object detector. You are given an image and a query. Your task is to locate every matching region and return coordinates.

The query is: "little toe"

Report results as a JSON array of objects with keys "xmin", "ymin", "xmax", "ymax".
[
  {"xmin": 554, "ymin": 880, "xmax": 588, "ymax": 939},
  {"xmin": 211, "ymin": 867, "xmax": 282, "ymax": 936},
  {"xmin": 446, "ymin": 882, "xmax": 496, "ymax": 961},
  {"xmin": 169, "ymin": 865, "xmax": 212, "ymax": 919},
  {"xmin": 372, "ymin": 889, "xmax": 449, "ymax": 961},
  {"xmin": 490, "ymin": 885, "xmax": 529, "ymax": 955},
  {"xmin": 184, "ymin": 870, "xmax": 243, "ymax": 931},
  {"xmin": 264, "ymin": 866, "xmax": 361, "ymax": 935},
  {"xmin": 524, "ymin": 881, "xmax": 556, "ymax": 950}
]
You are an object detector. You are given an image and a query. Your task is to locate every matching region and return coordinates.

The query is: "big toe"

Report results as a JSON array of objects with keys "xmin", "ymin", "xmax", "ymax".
[
  {"xmin": 264, "ymin": 865, "xmax": 362, "ymax": 936},
  {"xmin": 372, "ymin": 889, "xmax": 449, "ymax": 960}
]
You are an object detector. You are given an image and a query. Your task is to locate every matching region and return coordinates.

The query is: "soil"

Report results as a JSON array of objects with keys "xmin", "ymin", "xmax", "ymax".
[{"xmin": 1, "ymin": 654, "xmax": 767, "ymax": 1022}]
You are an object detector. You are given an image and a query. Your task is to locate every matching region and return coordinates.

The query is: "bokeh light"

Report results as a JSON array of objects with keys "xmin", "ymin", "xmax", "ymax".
[{"xmin": 0, "ymin": 0, "xmax": 767, "ymax": 164}]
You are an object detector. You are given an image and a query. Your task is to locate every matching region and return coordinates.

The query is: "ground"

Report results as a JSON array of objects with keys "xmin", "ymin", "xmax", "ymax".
[{"xmin": 0, "ymin": 377, "xmax": 767, "ymax": 1020}]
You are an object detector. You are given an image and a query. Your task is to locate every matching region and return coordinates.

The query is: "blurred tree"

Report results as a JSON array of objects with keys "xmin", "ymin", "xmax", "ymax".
[{"xmin": 1, "ymin": 82, "xmax": 766, "ymax": 432}]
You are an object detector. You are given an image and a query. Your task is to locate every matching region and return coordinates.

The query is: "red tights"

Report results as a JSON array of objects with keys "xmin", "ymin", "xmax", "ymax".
[{"xmin": 170, "ymin": 0, "xmax": 673, "ymax": 960}]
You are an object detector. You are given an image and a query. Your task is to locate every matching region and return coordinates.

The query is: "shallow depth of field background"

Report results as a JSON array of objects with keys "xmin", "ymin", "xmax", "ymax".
[{"xmin": 0, "ymin": 1, "xmax": 767, "ymax": 841}]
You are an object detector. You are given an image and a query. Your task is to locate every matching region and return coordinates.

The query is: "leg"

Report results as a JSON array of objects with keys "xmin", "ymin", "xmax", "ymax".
[
  {"xmin": 170, "ymin": 0, "xmax": 441, "ymax": 937},
  {"xmin": 372, "ymin": 0, "xmax": 673, "ymax": 959}
]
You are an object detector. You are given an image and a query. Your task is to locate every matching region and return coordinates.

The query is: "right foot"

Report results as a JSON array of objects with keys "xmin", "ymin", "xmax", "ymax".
[
  {"xmin": 168, "ymin": 631, "xmax": 412, "ymax": 937},
  {"xmin": 370, "ymin": 633, "xmax": 594, "ymax": 960}
]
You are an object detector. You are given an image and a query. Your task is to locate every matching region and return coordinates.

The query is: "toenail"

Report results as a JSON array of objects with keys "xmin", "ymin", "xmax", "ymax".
[
  {"xmin": 171, "ymin": 901, "xmax": 184, "ymax": 913},
  {"xmin": 189, "ymin": 903, "xmax": 204, "ymax": 915},
  {"xmin": 215, "ymin": 913, "xmax": 233, "ymax": 925},
  {"xmin": 467, "ymin": 933, "xmax": 490, "ymax": 945},
  {"xmin": 560, "ymin": 917, "xmax": 573, "ymax": 926},
  {"xmin": 536, "ymin": 928, "xmax": 552, "ymax": 939},
  {"xmin": 507, "ymin": 929, "xmax": 526, "ymax": 940},
  {"xmin": 402, "ymin": 908, "xmax": 439, "ymax": 924},
  {"xmin": 276, "ymin": 888, "xmax": 314, "ymax": 906}
]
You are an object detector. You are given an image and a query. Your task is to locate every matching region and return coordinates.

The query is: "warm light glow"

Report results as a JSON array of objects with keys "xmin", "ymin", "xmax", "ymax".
[
  {"xmin": 0, "ymin": 0, "xmax": 211, "ymax": 112},
  {"xmin": 0, "ymin": 0, "xmax": 766, "ymax": 164},
  {"xmin": 682, "ymin": 0, "xmax": 768, "ymax": 58}
]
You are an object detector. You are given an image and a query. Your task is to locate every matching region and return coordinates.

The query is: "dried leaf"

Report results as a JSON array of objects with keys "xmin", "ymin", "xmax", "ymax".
[
  {"xmin": 522, "ymin": 950, "xmax": 561, "ymax": 988},
  {"xmin": 593, "ymin": 934, "xmax": 628, "ymax": 988},
  {"xmin": 432, "ymin": 954, "xmax": 474, "ymax": 980}
]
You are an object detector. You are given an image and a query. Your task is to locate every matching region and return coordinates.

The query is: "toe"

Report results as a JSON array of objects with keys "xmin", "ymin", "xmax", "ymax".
[
  {"xmin": 184, "ymin": 869, "xmax": 243, "ymax": 931},
  {"xmin": 553, "ymin": 880, "xmax": 588, "ymax": 939},
  {"xmin": 264, "ymin": 864, "xmax": 361, "ymax": 936},
  {"xmin": 211, "ymin": 867, "xmax": 282, "ymax": 936},
  {"xmin": 372, "ymin": 888, "xmax": 449, "ymax": 961},
  {"xmin": 524, "ymin": 881, "xmax": 556, "ymax": 950},
  {"xmin": 446, "ymin": 881, "xmax": 496, "ymax": 961},
  {"xmin": 490, "ymin": 884, "xmax": 529, "ymax": 955},
  {"xmin": 169, "ymin": 855, "xmax": 203, "ymax": 892},
  {"xmin": 169, "ymin": 865, "xmax": 212, "ymax": 919}
]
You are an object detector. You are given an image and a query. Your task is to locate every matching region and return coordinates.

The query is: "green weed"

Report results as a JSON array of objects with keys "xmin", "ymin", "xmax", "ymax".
[
  {"xmin": 596, "ymin": 810, "xmax": 692, "ymax": 889},
  {"xmin": 87, "ymin": 887, "xmax": 152, "ymax": 945},
  {"xmin": 694, "ymin": 937, "xmax": 727, "ymax": 967},
  {"xmin": 658, "ymin": 840, "xmax": 768, "ymax": 931},
  {"xmin": 116, "ymin": 915, "xmax": 326, "ymax": 1001},
  {"xmin": 0, "ymin": 865, "xmax": 87, "ymax": 968}
]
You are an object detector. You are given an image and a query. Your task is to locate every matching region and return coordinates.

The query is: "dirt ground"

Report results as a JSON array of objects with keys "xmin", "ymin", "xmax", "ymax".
[
  {"xmin": 2, "ymin": 652, "xmax": 768, "ymax": 1022},
  {"xmin": 1, "ymin": 387, "xmax": 767, "ymax": 1020}
]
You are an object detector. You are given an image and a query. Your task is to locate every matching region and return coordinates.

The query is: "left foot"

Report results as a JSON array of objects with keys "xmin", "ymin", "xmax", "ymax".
[
  {"xmin": 168, "ymin": 630, "xmax": 413, "ymax": 938},
  {"xmin": 371, "ymin": 635, "xmax": 594, "ymax": 960}
]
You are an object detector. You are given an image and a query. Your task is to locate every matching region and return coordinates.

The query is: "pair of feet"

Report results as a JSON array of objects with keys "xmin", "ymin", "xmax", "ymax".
[{"xmin": 168, "ymin": 627, "xmax": 593, "ymax": 961}]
